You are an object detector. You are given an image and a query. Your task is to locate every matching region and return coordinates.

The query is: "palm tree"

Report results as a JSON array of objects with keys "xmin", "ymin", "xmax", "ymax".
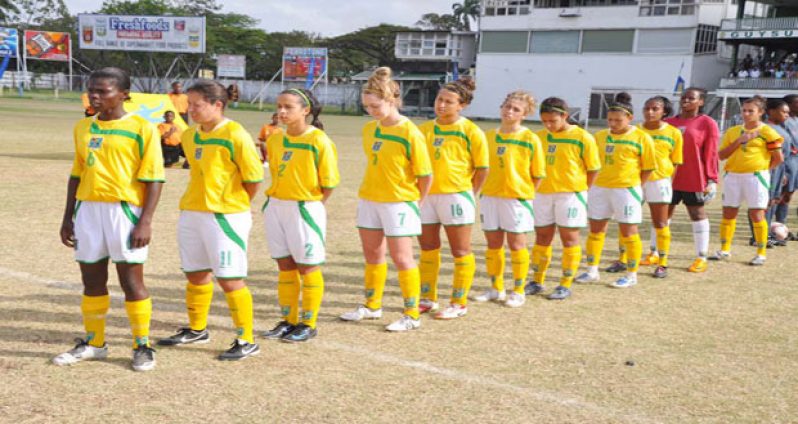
[{"xmin": 451, "ymin": 0, "xmax": 481, "ymax": 32}]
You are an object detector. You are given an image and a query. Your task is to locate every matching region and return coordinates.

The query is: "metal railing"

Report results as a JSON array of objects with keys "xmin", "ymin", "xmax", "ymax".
[
  {"xmin": 720, "ymin": 17, "xmax": 798, "ymax": 31},
  {"xmin": 719, "ymin": 77, "xmax": 798, "ymax": 90}
]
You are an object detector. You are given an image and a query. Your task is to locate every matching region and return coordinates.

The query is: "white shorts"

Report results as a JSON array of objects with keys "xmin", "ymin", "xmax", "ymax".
[
  {"xmin": 587, "ymin": 185, "xmax": 643, "ymax": 224},
  {"xmin": 263, "ymin": 197, "xmax": 327, "ymax": 265},
  {"xmin": 722, "ymin": 171, "xmax": 770, "ymax": 209},
  {"xmin": 178, "ymin": 210, "xmax": 252, "ymax": 278},
  {"xmin": 480, "ymin": 195, "xmax": 535, "ymax": 233},
  {"xmin": 73, "ymin": 201, "xmax": 148, "ymax": 264},
  {"xmin": 357, "ymin": 199, "xmax": 421, "ymax": 237},
  {"xmin": 421, "ymin": 192, "xmax": 476, "ymax": 226},
  {"xmin": 643, "ymin": 178, "xmax": 673, "ymax": 204},
  {"xmin": 533, "ymin": 192, "xmax": 588, "ymax": 228}
]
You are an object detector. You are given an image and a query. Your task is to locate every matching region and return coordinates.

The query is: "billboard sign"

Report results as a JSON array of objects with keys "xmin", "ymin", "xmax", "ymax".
[
  {"xmin": 0, "ymin": 27, "xmax": 19, "ymax": 58},
  {"xmin": 24, "ymin": 30, "xmax": 71, "ymax": 61},
  {"xmin": 78, "ymin": 14, "xmax": 206, "ymax": 53},
  {"xmin": 217, "ymin": 54, "xmax": 246, "ymax": 78},
  {"xmin": 282, "ymin": 47, "xmax": 327, "ymax": 82}
]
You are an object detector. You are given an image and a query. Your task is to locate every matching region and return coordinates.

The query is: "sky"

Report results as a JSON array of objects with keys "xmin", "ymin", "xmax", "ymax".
[{"xmin": 62, "ymin": 0, "xmax": 460, "ymax": 36}]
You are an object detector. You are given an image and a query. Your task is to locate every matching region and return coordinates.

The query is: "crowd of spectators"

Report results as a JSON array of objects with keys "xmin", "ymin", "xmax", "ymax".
[{"xmin": 732, "ymin": 53, "xmax": 798, "ymax": 79}]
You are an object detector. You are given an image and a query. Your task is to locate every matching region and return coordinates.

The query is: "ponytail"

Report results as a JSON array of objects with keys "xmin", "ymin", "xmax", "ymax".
[{"xmin": 282, "ymin": 88, "xmax": 324, "ymax": 130}]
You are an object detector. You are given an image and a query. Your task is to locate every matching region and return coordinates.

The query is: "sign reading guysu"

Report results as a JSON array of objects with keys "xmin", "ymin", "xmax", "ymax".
[
  {"xmin": 0, "ymin": 27, "xmax": 19, "ymax": 58},
  {"xmin": 719, "ymin": 29, "xmax": 798, "ymax": 40},
  {"xmin": 78, "ymin": 14, "xmax": 206, "ymax": 53},
  {"xmin": 24, "ymin": 30, "xmax": 71, "ymax": 61},
  {"xmin": 124, "ymin": 93, "xmax": 189, "ymax": 130}
]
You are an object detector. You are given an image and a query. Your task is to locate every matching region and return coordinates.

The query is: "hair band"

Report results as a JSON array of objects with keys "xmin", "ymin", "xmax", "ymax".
[
  {"xmin": 543, "ymin": 105, "xmax": 568, "ymax": 114},
  {"xmin": 609, "ymin": 105, "xmax": 632, "ymax": 115},
  {"xmin": 289, "ymin": 89, "xmax": 311, "ymax": 107}
]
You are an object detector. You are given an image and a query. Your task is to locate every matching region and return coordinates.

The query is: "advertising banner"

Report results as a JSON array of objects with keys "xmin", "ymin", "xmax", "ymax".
[
  {"xmin": 0, "ymin": 27, "xmax": 19, "ymax": 58},
  {"xmin": 124, "ymin": 93, "xmax": 188, "ymax": 130},
  {"xmin": 24, "ymin": 30, "xmax": 71, "ymax": 61},
  {"xmin": 217, "ymin": 54, "xmax": 246, "ymax": 78},
  {"xmin": 282, "ymin": 47, "xmax": 327, "ymax": 82},
  {"xmin": 78, "ymin": 14, "xmax": 206, "ymax": 53}
]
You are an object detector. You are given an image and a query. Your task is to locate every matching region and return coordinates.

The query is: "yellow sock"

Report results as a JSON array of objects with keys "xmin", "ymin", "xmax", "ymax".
[
  {"xmin": 560, "ymin": 246, "xmax": 581, "ymax": 289},
  {"xmin": 364, "ymin": 263, "xmax": 388, "ymax": 310},
  {"xmin": 224, "ymin": 287, "xmax": 254, "ymax": 344},
  {"xmin": 81, "ymin": 294, "xmax": 110, "ymax": 348},
  {"xmin": 530, "ymin": 244, "xmax": 551, "ymax": 285},
  {"xmin": 720, "ymin": 218, "xmax": 736, "ymax": 253},
  {"xmin": 419, "ymin": 249, "xmax": 441, "ymax": 302},
  {"xmin": 586, "ymin": 232, "xmax": 606, "ymax": 266},
  {"xmin": 452, "ymin": 253, "xmax": 475, "ymax": 306},
  {"xmin": 618, "ymin": 238, "xmax": 627, "ymax": 264},
  {"xmin": 277, "ymin": 270, "xmax": 301, "ymax": 325},
  {"xmin": 300, "ymin": 270, "xmax": 324, "ymax": 329},
  {"xmin": 186, "ymin": 282, "xmax": 213, "ymax": 331},
  {"xmin": 512, "ymin": 248, "xmax": 531, "ymax": 294},
  {"xmin": 485, "ymin": 247, "xmax": 505, "ymax": 291},
  {"xmin": 624, "ymin": 234, "xmax": 642, "ymax": 273},
  {"xmin": 124, "ymin": 298, "xmax": 152, "ymax": 348},
  {"xmin": 398, "ymin": 268, "xmax": 421, "ymax": 319},
  {"xmin": 656, "ymin": 226, "xmax": 671, "ymax": 267},
  {"xmin": 752, "ymin": 219, "xmax": 768, "ymax": 257}
]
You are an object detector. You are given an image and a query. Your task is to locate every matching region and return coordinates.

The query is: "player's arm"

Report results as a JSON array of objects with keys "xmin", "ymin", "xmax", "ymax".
[
  {"xmin": 770, "ymin": 146, "xmax": 785, "ymax": 169},
  {"xmin": 321, "ymin": 188, "xmax": 334, "ymax": 204},
  {"xmin": 243, "ymin": 182, "xmax": 260, "ymax": 200},
  {"xmin": 719, "ymin": 131, "xmax": 755, "ymax": 160},
  {"xmin": 60, "ymin": 177, "xmax": 80, "ymax": 248},
  {"xmin": 416, "ymin": 175, "xmax": 432, "ymax": 206},
  {"xmin": 471, "ymin": 168, "xmax": 488, "ymax": 195},
  {"xmin": 130, "ymin": 182, "xmax": 163, "ymax": 249},
  {"xmin": 586, "ymin": 170, "xmax": 599, "ymax": 188}
]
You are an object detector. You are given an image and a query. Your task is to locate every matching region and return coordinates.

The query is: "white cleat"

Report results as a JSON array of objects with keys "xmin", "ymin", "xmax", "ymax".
[
  {"xmin": 575, "ymin": 272, "xmax": 600, "ymax": 284},
  {"xmin": 433, "ymin": 304, "xmax": 468, "ymax": 320},
  {"xmin": 52, "ymin": 339, "xmax": 108, "ymax": 366},
  {"xmin": 339, "ymin": 305, "xmax": 383, "ymax": 322},
  {"xmin": 749, "ymin": 255, "xmax": 766, "ymax": 266},
  {"xmin": 418, "ymin": 299, "xmax": 440, "ymax": 314},
  {"xmin": 471, "ymin": 288, "xmax": 506, "ymax": 303},
  {"xmin": 385, "ymin": 315, "xmax": 421, "ymax": 332},
  {"xmin": 504, "ymin": 292, "xmax": 526, "ymax": 308}
]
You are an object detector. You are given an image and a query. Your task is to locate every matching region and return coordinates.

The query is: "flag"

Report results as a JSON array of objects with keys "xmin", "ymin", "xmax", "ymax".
[
  {"xmin": 673, "ymin": 61, "xmax": 686, "ymax": 95},
  {"xmin": 305, "ymin": 56, "xmax": 316, "ymax": 89},
  {"xmin": 124, "ymin": 93, "xmax": 188, "ymax": 130},
  {"xmin": 452, "ymin": 61, "xmax": 459, "ymax": 81}
]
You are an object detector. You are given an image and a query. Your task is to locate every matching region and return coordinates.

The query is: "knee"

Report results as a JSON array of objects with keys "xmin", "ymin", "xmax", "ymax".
[
  {"xmin": 419, "ymin": 241, "xmax": 441, "ymax": 251},
  {"xmin": 450, "ymin": 248, "xmax": 471, "ymax": 258}
]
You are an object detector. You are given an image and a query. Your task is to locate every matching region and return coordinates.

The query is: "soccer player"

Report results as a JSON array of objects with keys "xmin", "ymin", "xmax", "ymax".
[
  {"xmin": 664, "ymin": 88, "xmax": 719, "ymax": 273},
  {"xmin": 157, "ymin": 80, "xmax": 264, "ymax": 360},
  {"xmin": 637, "ymin": 96, "xmax": 683, "ymax": 278},
  {"xmin": 472, "ymin": 91, "xmax": 545, "ymax": 308},
  {"xmin": 55, "ymin": 67, "xmax": 164, "ymax": 372},
  {"xmin": 524, "ymin": 97, "xmax": 600, "ymax": 300},
  {"xmin": 261, "ymin": 88, "xmax": 339, "ymax": 342},
  {"xmin": 168, "ymin": 81, "xmax": 189, "ymax": 123},
  {"xmin": 576, "ymin": 93, "xmax": 656, "ymax": 288},
  {"xmin": 257, "ymin": 112, "xmax": 281, "ymax": 163},
  {"xmin": 712, "ymin": 96, "xmax": 783, "ymax": 265},
  {"xmin": 416, "ymin": 79, "xmax": 488, "ymax": 319},
  {"xmin": 158, "ymin": 110, "xmax": 183, "ymax": 167},
  {"xmin": 339, "ymin": 67, "xmax": 432, "ymax": 332},
  {"xmin": 770, "ymin": 98, "xmax": 798, "ymax": 232}
]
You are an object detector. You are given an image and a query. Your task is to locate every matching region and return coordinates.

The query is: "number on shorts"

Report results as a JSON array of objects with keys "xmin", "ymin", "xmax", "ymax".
[
  {"xmin": 398, "ymin": 212, "xmax": 406, "ymax": 226},
  {"xmin": 660, "ymin": 186, "xmax": 670, "ymax": 198},
  {"xmin": 451, "ymin": 204, "xmax": 463, "ymax": 217},
  {"xmin": 278, "ymin": 163, "xmax": 287, "ymax": 177},
  {"xmin": 623, "ymin": 205, "xmax": 634, "ymax": 217},
  {"xmin": 567, "ymin": 207, "xmax": 578, "ymax": 218},
  {"xmin": 372, "ymin": 153, "xmax": 378, "ymax": 165},
  {"xmin": 304, "ymin": 243, "xmax": 314, "ymax": 258},
  {"xmin": 220, "ymin": 250, "xmax": 232, "ymax": 267}
]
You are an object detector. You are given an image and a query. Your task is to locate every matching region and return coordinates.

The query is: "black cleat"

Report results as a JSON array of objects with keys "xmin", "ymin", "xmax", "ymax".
[
  {"xmin": 524, "ymin": 282, "xmax": 544, "ymax": 296},
  {"xmin": 605, "ymin": 261, "xmax": 627, "ymax": 273},
  {"xmin": 262, "ymin": 321, "xmax": 295, "ymax": 340},
  {"xmin": 132, "ymin": 345, "xmax": 156, "ymax": 372},
  {"xmin": 218, "ymin": 339, "xmax": 260, "ymax": 361},
  {"xmin": 281, "ymin": 324, "xmax": 317, "ymax": 343},
  {"xmin": 653, "ymin": 266, "xmax": 668, "ymax": 279},
  {"xmin": 157, "ymin": 328, "xmax": 210, "ymax": 346},
  {"xmin": 546, "ymin": 286, "xmax": 571, "ymax": 300}
]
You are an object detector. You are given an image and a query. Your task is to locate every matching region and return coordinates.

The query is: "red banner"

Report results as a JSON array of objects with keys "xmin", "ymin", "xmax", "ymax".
[{"xmin": 24, "ymin": 30, "xmax": 70, "ymax": 61}]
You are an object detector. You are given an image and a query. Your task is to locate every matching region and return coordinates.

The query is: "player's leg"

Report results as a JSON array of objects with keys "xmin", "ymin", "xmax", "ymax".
[
  {"xmin": 580, "ymin": 186, "xmax": 611, "ymax": 283},
  {"xmin": 433, "ymin": 224, "xmax": 474, "ymax": 319},
  {"xmin": 749, "ymin": 171, "xmax": 771, "ymax": 264},
  {"xmin": 341, "ymin": 200, "xmax": 387, "ymax": 321},
  {"xmin": 547, "ymin": 227, "xmax": 581, "ymax": 300},
  {"xmin": 418, "ymin": 195, "xmax": 442, "ymax": 313},
  {"xmin": 609, "ymin": 187, "xmax": 644, "ymax": 288},
  {"xmin": 649, "ymin": 203, "xmax": 671, "ymax": 278},
  {"xmin": 116, "ymin": 263, "xmax": 155, "ymax": 371},
  {"xmin": 504, "ymin": 231, "xmax": 529, "ymax": 308},
  {"xmin": 385, "ymin": 236, "xmax": 422, "ymax": 332},
  {"xmin": 262, "ymin": 199, "xmax": 300, "ymax": 339},
  {"xmin": 474, "ymin": 195, "xmax": 506, "ymax": 302},
  {"xmin": 528, "ymin": 193, "xmax": 555, "ymax": 295}
]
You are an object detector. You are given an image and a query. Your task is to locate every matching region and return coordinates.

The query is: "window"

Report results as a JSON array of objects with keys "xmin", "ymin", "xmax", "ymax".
[
  {"xmin": 639, "ymin": 0, "xmax": 696, "ymax": 16},
  {"xmin": 581, "ymin": 30, "xmax": 634, "ymax": 53},
  {"xmin": 530, "ymin": 31, "xmax": 580, "ymax": 53},
  {"xmin": 481, "ymin": 31, "xmax": 529, "ymax": 53},
  {"xmin": 483, "ymin": 0, "xmax": 531, "ymax": 16},
  {"xmin": 694, "ymin": 24, "xmax": 719, "ymax": 54},
  {"xmin": 637, "ymin": 28, "xmax": 693, "ymax": 53}
]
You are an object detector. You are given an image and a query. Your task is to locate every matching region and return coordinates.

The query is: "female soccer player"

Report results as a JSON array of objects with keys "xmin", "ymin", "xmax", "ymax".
[
  {"xmin": 157, "ymin": 80, "xmax": 264, "ymax": 360},
  {"xmin": 712, "ymin": 96, "xmax": 783, "ymax": 265},
  {"xmin": 416, "ymin": 79, "xmax": 488, "ymax": 319},
  {"xmin": 472, "ymin": 91, "xmax": 545, "ymax": 308},
  {"xmin": 525, "ymin": 97, "xmax": 600, "ymax": 300},
  {"xmin": 664, "ymin": 88, "xmax": 719, "ymax": 273},
  {"xmin": 55, "ymin": 67, "xmax": 164, "ymax": 372},
  {"xmin": 261, "ymin": 88, "xmax": 339, "ymax": 342},
  {"xmin": 637, "ymin": 96, "xmax": 683, "ymax": 278},
  {"xmin": 339, "ymin": 67, "xmax": 432, "ymax": 332},
  {"xmin": 576, "ymin": 93, "xmax": 656, "ymax": 288},
  {"xmin": 769, "ymin": 98, "xmax": 798, "ymax": 231}
]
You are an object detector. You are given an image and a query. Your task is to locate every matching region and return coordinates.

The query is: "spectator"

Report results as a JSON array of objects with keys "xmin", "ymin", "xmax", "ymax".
[
  {"xmin": 742, "ymin": 54, "xmax": 754, "ymax": 71},
  {"xmin": 750, "ymin": 67, "xmax": 761, "ymax": 79},
  {"xmin": 81, "ymin": 92, "xmax": 96, "ymax": 117},
  {"xmin": 738, "ymin": 68, "xmax": 749, "ymax": 78},
  {"xmin": 168, "ymin": 82, "xmax": 189, "ymax": 123},
  {"xmin": 257, "ymin": 112, "xmax": 281, "ymax": 163},
  {"xmin": 158, "ymin": 111, "xmax": 183, "ymax": 167},
  {"xmin": 775, "ymin": 68, "xmax": 786, "ymax": 79},
  {"xmin": 227, "ymin": 83, "xmax": 240, "ymax": 108}
]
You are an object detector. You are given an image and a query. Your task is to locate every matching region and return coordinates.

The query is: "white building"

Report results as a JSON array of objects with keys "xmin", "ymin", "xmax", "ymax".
[{"xmin": 469, "ymin": 0, "xmax": 739, "ymax": 121}]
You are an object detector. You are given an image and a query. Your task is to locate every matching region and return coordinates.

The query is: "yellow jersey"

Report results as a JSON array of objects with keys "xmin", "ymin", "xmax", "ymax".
[
  {"xmin": 594, "ymin": 126, "xmax": 657, "ymax": 188},
  {"xmin": 418, "ymin": 118, "xmax": 489, "ymax": 194},
  {"xmin": 265, "ymin": 126, "xmax": 340, "ymax": 201},
  {"xmin": 358, "ymin": 119, "xmax": 432, "ymax": 202},
  {"xmin": 180, "ymin": 119, "xmax": 264, "ymax": 213},
  {"xmin": 536, "ymin": 126, "xmax": 601, "ymax": 194},
  {"xmin": 721, "ymin": 123, "xmax": 783, "ymax": 173},
  {"xmin": 481, "ymin": 127, "xmax": 546, "ymax": 199},
  {"xmin": 639, "ymin": 123, "xmax": 683, "ymax": 181},
  {"xmin": 70, "ymin": 113, "xmax": 164, "ymax": 206}
]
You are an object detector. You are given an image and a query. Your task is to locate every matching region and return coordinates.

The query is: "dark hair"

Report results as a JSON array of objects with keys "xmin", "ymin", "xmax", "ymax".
[
  {"xmin": 281, "ymin": 88, "xmax": 323, "ymax": 130},
  {"xmin": 608, "ymin": 92, "xmax": 633, "ymax": 116},
  {"xmin": 783, "ymin": 94, "xmax": 798, "ymax": 104},
  {"xmin": 743, "ymin": 95, "xmax": 767, "ymax": 112},
  {"xmin": 89, "ymin": 67, "xmax": 131, "ymax": 100},
  {"xmin": 767, "ymin": 98, "xmax": 788, "ymax": 111},
  {"xmin": 645, "ymin": 96, "xmax": 674, "ymax": 117},
  {"xmin": 187, "ymin": 79, "xmax": 228, "ymax": 109},
  {"xmin": 539, "ymin": 97, "xmax": 569, "ymax": 115},
  {"xmin": 440, "ymin": 78, "xmax": 476, "ymax": 105}
]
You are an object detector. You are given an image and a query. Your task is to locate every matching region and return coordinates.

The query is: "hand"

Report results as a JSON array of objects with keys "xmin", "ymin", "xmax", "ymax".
[
  {"xmin": 60, "ymin": 219, "xmax": 75, "ymax": 248},
  {"xmin": 129, "ymin": 222, "xmax": 152, "ymax": 249},
  {"xmin": 703, "ymin": 181, "xmax": 717, "ymax": 202}
]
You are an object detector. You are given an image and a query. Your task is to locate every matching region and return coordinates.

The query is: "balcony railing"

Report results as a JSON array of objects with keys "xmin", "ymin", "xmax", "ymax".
[
  {"xmin": 720, "ymin": 17, "xmax": 798, "ymax": 31},
  {"xmin": 719, "ymin": 78, "xmax": 798, "ymax": 90}
]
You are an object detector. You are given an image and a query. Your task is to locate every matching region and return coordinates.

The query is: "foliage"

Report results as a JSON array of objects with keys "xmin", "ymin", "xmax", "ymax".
[
  {"xmin": 451, "ymin": 0, "xmax": 480, "ymax": 31},
  {"xmin": 327, "ymin": 24, "xmax": 411, "ymax": 76},
  {"xmin": 415, "ymin": 13, "xmax": 465, "ymax": 31}
]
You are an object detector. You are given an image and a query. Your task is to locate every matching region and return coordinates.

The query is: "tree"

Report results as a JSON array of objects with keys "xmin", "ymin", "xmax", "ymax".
[
  {"xmin": 3, "ymin": 0, "xmax": 68, "ymax": 27},
  {"xmin": 0, "ymin": 0, "xmax": 19, "ymax": 23},
  {"xmin": 415, "ymin": 13, "xmax": 464, "ymax": 31},
  {"xmin": 451, "ymin": 0, "xmax": 480, "ymax": 31},
  {"xmin": 327, "ymin": 24, "xmax": 411, "ymax": 75}
]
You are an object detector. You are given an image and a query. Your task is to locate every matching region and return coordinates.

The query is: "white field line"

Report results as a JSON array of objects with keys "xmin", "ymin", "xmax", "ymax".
[{"xmin": 1, "ymin": 266, "xmax": 659, "ymax": 423}]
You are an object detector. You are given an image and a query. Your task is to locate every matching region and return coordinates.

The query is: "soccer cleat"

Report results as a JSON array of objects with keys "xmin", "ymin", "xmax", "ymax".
[
  {"xmin": 281, "ymin": 324, "xmax": 317, "ymax": 343},
  {"xmin": 418, "ymin": 299, "xmax": 440, "ymax": 314},
  {"xmin": 339, "ymin": 305, "xmax": 383, "ymax": 322},
  {"xmin": 131, "ymin": 345, "xmax": 156, "ymax": 372},
  {"xmin": 471, "ymin": 288, "xmax": 506, "ymax": 302},
  {"xmin": 653, "ymin": 266, "xmax": 668, "ymax": 279},
  {"xmin": 688, "ymin": 258, "xmax": 708, "ymax": 273},
  {"xmin": 433, "ymin": 304, "xmax": 468, "ymax": 320},
  {"xmin": 575, "ymin": 272, "xmax": 600, "ymax": 284},
  {"xmin": 524, "ymin": 282, "xmax": 544, "ymax": 296},
  {"xmin": 218, "ymin": 339, "xmax": 260, "ymax": 361},
  {"xmin": 749, "ymin": 255, "xmax": 766, "ymax": 266},
  {"xmin": 157, "ymin": 328, "xmax": 210, "ymax": 346},
  {"xmin": 504, "ymin": 292, "xmax": 526, "ymax": 308},
  {"xmin": 609, "ymin": 276, "xmax": 637, "ymax": 288},
  {"xmin": 385, "ymin": 315, "xmax": 421, "ymax": 332},
  {"xmin": 708, "ymin": 250, "xmax": 731, "ymax": 261},
  {"xmin": 52, "ymin": 338, "xmax": 108, "ymax": 366},
  {"xmin": 605, "ymin": 261, "xmax": 627, "ymax": 273},
  {"xmin": 262, "ymin": 321, "xmax": 295, "ymax": 340},
  {"xmin": 641, "ymin": 252, "xmax": 660, "ymax": 266},
  {"xmin": 546, "ymin": 286, "xmax": 571, "ymax": 300}
]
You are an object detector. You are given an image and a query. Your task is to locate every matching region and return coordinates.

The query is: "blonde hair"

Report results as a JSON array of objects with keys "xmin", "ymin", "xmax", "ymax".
[
  {"xmin": 362, "ymin": 67, "xmax": 402, "ymax": 107},
  {"xmin": 502, "ymin": 90, "xmax": 536, "ymax": 115}
]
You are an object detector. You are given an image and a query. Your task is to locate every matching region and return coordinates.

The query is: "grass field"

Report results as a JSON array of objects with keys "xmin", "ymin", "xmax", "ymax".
[{"xmin": 0, "ymin": 97, "xmax": 796, "ymax": 423}]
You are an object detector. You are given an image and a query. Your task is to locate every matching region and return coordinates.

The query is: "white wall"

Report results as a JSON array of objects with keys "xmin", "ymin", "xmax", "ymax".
[
  {"xmin": 481, "ymin": 6, "xmax": 699, "ymax": 31},
  {"xmin": 690, "ymin": 54, "xmax": 732, "ymax": 90}
]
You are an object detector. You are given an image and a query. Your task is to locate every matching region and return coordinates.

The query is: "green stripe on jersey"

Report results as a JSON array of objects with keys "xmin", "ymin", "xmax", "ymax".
[
  {"xmin": 546, "ymin": 133, "xmax": 584, "ymax": 155},
  {"xmin": 283, "ymin": 136, "xmax": 320, "ymax": 165},
  {"xmin": 90, "ymin": 122, "xmax": 144, "ymax": 158},
  {"xmin": 496, "ymin": 134, "xmax": 534, "ymax": 152},
  {"xmin": 434, "ymin": 125, "xmax": 471, "ymax": 153},
  {"xmin": 374, "ymin": 127, "xmax": 411, "ymax": 159},
  {"xmin": 194, "ymin": 133, "xmax": 234, "ymax": 160}
]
